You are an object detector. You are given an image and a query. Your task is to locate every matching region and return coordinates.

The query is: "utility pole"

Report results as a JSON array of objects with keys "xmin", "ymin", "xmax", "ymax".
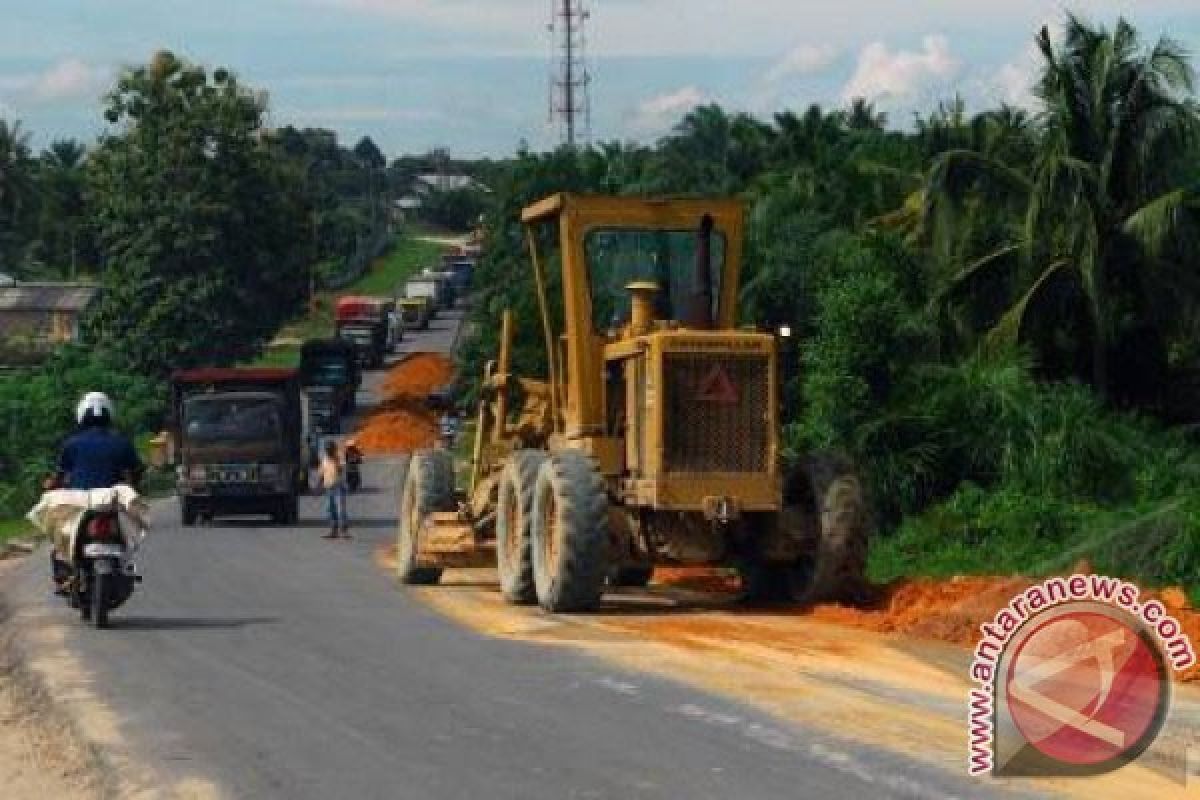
[{"xmin": 549, "ymin": 0, "xmax": 591, "ymax": 149}]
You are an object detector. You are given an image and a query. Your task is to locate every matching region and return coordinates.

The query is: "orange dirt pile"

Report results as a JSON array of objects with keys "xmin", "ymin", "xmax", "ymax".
[
  {"xmin": 652, "ymin": 567, "xmax": 741, "ymax": 594},
  {"xmin": 650, "ymin": 563, "xmax": 1200, "ymax": 682},
  {"xmin": 382, "ymin": 353, "xmax": 453, "ymax": 398},
  {"xmin": 355, "ymin": 353, "xmax": 453, "ymax": 454},
  {"xmin": 805, "ymin": 576, "xmax": 1200, "ymax": 682}
]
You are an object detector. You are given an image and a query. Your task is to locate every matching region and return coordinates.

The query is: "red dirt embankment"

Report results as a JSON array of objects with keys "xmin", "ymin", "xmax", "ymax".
[
  {"xmin": 354, "ymin": 353, "xmax": 453, "ymax": 454},
  {"xmin": 653, "ymin": 567, "xmax": 1200, "ymax": 681}
]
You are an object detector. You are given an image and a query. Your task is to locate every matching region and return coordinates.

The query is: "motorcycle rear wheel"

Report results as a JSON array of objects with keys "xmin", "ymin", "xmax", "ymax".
[{"xmin": 91, "ymin": 570, "xmax": 110, "ymax": 629}]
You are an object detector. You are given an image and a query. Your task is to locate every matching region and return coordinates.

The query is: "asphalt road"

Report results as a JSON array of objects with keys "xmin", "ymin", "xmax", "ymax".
[{"xmin": 4, "ymin": 309, "xmax": 1019, "ymax": 800}]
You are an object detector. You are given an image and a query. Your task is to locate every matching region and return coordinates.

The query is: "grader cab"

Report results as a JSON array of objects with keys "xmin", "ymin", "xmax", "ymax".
[{"xmin": 397, "ymin": 193, "xmax": 868, "ymax": 612}]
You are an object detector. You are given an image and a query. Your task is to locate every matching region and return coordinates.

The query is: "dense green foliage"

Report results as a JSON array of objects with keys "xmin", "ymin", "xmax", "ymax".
[
  {"xmin": 85, "ymin": 53, "xmax": 310, "ymax": 374},
  {"xmin": 0, "ymin": 347, "xmax": 162, "ymax": 513},
  {"xmin": 460, "ymin": 13, "xmax": 1200, "ymax": 592},
  {"xmin": 0, "ymin": 51, "xmax": 393, "ymax": 513}
]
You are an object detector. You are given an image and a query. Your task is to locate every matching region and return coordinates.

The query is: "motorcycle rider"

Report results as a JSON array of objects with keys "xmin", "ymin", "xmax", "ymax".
[{"xmin": 47, "ymin": 392, "xmax": 144, "ymax": 589}]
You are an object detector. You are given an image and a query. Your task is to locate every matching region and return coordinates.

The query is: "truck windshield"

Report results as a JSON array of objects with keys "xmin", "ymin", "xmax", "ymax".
[
  {"xmin": 307, "ymin": 360, "xmax": 349, "ymax": 384},
  {"xmin": 184, "ymin": 397, "xmax": 282, "ymax": 443},
  {"xmin": 585, "ymin": 228, "xmax": 725, "ymax": 332}
]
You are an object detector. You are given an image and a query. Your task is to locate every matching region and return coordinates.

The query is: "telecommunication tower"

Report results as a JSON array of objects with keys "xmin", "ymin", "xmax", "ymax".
[{"xmin": 548, "ymin": 0, "xmax": 591, "ymax": 148}]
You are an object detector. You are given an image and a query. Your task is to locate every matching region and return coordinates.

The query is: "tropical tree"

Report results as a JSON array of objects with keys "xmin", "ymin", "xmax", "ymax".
[
  {"xmin": 926, "ymin": 14, "xmax": 1200, "ymax": 397},
  {"xmin": 0, "ymin": 119, "xmax": 33, "ymax": 271},
  {"xmin": 87, "ymin": 51, "xmax": 310, "ymax": 374},
  {"xmin": 34, "ymin": 139, "xmax": 89, "ymax": 277}
]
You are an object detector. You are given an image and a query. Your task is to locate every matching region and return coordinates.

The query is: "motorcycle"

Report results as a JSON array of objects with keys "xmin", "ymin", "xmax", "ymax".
[
  {"xmin": 28, "ymin": 486, "xmax": 149, "ymax": 629},
  {"xmin": 345, "ymin": 441, "xmax": 363, "ymax": 493}
]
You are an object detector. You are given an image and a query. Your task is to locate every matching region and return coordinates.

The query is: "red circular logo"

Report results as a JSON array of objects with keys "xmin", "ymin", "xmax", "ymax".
[{"xmin": 1005, "ymin": 609, "xmax": 1167, "ymax": 767}]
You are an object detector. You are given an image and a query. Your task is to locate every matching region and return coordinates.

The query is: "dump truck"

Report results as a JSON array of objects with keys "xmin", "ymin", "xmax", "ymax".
[
  {"xmin": 397, "ymin": 296, "xmax": 432, "ymax": 330},
  {"xmin": 170, "ymin": 368, "xmax": 309, "ymax": 526},
  {"xmin": 403, "ymin": 276, "xmax": 443, "ymax": 315},
  {"xmin": 397, "ymin": 194, "xmax": 869, "ymax": 612},
  {"xmin": 299, "ymin": 338, "xmax": 360, "ymax": 416},
  {"xmin": 335, "ymin": 296, "xmax": 392, "ymax": 368},
  {"xmin": 419, "ymin": 268, "xmax": 457, "ymax": 309}
]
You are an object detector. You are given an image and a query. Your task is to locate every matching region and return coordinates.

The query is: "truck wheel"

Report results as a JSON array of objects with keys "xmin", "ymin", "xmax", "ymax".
[
  {"xmin": 495, "ymin": 451, "xmax": 546, "ymax": 605},
  {"xmin": 610, "ymin": 565, "xmax": 654, "ymax": 588},
  {"xmin": 181, "ymin": 497, "xmax": 197, "ymax": 527},
  {"xmin": 397, "ymin": 449, "xmax": 454, "ymax": 585},
  {"xmin": 530, "ymin": 451, "xmax": 609, "ymax": 612}
]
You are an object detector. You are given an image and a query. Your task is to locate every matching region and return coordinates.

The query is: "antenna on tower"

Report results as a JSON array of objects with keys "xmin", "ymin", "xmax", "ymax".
[{"xmin": 548, "ymin": 0, "xmax": 591, "ymax": 149}]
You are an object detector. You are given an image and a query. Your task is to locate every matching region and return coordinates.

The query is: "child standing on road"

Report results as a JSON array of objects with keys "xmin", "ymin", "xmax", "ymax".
[{"xmin": 318, "ymin": 440, "xmax": 350, "ymax": 539}]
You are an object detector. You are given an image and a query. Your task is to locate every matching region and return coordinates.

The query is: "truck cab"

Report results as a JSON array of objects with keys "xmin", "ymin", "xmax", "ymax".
[
  {"xmin": 170, "ymin": 368, "xmax": 308, "ymax": 526},
  {"xmin": 299, "ymin": 338, "xmax": 360, "ymax": 416}
]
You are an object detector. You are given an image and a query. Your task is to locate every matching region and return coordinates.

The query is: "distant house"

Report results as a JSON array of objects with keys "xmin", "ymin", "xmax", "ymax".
[
  {"xmin": 0, "ymin": 283, "xmax": 101, "ymax": 365},
  {"xmin": 413, "ymin": 174, "xmax": 484, "ymax": 194},
  {"xmin": 394, "ymin": 174, "xmax": 488, "ymax": 221}
]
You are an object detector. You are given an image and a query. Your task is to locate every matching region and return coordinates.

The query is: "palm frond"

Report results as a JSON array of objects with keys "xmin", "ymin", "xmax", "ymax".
[{"xmin": 1123, "ymin": 188, "xmax": 1200, "ymax": 262}]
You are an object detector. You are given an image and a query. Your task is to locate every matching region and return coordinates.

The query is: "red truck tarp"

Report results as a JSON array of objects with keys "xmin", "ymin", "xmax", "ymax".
[
  {"xmin": 171, "ymin": 367, "xmax": 298, "ymax": 385},
  {"xmin": 336, "ymin": 296, "xmax": 390, "ymax": 322}
]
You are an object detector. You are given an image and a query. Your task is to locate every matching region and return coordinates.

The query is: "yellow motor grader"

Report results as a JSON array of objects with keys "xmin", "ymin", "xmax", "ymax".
[{"xmin": 397, "ymin": 193, "xmax": 868, "ymax": 612}]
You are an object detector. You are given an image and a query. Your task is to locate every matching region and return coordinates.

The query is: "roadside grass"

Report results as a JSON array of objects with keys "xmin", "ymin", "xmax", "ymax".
[
  {"xmin": 249, "ymin": 234, "xmax": 443, "ymax": 368},
  {"xmin": 0, "ymin": 516, "xmax": 36, "ymax": 547}
]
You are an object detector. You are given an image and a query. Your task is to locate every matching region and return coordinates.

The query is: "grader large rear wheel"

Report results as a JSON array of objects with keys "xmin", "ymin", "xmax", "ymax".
[
  {"xmin": 530, "ymin": 451, "xmax": 609, "ymax": 612},
  {"xmin": 800, "ymin": 454, "xmax": 869, "ymax": 604},
  {"xmin": 495, "ymin": 450, "xmax": 547, "ymax": 605},
  {"xmin": 739, "ymin": 453, "xmax": 869, "ymax": 605},
  {"xmin": 397, "ymin": 449, "xmax": 454, "ymax": 585}
]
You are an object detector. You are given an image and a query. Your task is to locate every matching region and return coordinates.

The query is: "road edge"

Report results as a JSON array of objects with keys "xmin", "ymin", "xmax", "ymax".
[{"xmin": 0, "ymin": 556, "xmax": 118, "ymax": 799}]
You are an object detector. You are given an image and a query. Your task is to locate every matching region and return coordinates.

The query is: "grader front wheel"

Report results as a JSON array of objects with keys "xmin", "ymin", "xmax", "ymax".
[
  {"xmin": 530, "ymin": 451, "xmax": 609, "ymax": 612},
  {"xmin": 397, "ymin": 449, "xmax": 455, "ymax": 585},
  {"xmin": 495, "ymin": 450, "xmax": 547, "ymax": 605}
]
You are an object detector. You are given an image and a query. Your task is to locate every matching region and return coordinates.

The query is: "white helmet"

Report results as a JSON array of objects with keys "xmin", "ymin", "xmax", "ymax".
[{"xmin": 76, "ymin": 391, "xmax": 114, "ymax": 425}]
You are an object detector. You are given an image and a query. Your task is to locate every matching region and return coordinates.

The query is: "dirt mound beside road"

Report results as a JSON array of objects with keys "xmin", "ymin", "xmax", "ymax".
[
  {"xmin": 355, "ymin": 353, "xmax": 453, "ymax": 454},
  {"xmin": 654, "ymin": 566, "xmax": 1200, "ymax": 681}
]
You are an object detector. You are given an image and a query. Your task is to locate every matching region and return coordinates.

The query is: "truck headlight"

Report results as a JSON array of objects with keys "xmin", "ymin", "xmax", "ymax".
[
  {"xmin": 259, "ymin": 464, "xmax": 281, "ymax": 481},
  {"xmin": 187, "ymin": 465, "xmax": 207, "ymax": 481}
]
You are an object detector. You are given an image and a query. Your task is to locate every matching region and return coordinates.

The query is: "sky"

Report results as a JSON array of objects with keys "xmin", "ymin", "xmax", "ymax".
[{"xmin": 1, "ymin": 1, "xmax": 1199, "ymax": 159}]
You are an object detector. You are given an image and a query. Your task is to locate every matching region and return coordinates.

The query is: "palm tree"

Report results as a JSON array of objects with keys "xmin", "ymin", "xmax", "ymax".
[
  {"xmin": 0, "ymin": 119, "xmax": 34, "ymax": 273},
  {"xmin": 925, "ymin": 14, "xmax": 1200, "ymax": 396},
  {"xmin": 0, "ymin": 119, "xmax": 33, "ymax": 227},
  {"xmin": 38, "ymin": 139, "xmax": 88, "ymax": 277}
]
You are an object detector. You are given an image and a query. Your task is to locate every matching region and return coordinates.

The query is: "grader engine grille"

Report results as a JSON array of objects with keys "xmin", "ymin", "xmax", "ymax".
[{"xmin": 662, "ymin": 353, "xmax": 769, "ymax": 473}]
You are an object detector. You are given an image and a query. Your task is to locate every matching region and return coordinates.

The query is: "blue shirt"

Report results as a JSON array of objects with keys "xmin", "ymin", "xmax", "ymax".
[{"xmin": 57, "ymin": 427, "xmax": 143, "ymax": 490}]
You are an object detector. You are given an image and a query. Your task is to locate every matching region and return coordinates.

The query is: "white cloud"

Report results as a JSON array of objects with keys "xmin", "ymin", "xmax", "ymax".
[
  {"xmin": 627, "ymin": 86, "xmax": 710, "ymax": 137},
  {"xmin": 993, "ymin": 54, "xmax": 1038, "ymax": 108},
  {"xmin": 841, "ymin": 34, "xmax": 960, "ymax": 102},
  {"xmin": 0, "ymin": 58, "xmax": 107, "ymax": 105},
  {"xmin": 33, "ymin": 58, "xmax": 104, "ymax": 100},
  {"xmin": 764, "ymin": 43, "xmax": 839, "ymax": 84}
]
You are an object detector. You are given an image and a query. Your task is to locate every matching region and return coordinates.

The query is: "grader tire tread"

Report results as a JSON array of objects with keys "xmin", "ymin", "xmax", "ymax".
[
  {"xmin": 397, "ymin": 449, "xmax": 455, "ymax": 585},
  {"xmin": 797, "ymin": 453, "xmax": 869, "ymax": 605},
  {"xmin": 496, "ymin": 450, "xmax": 547, "ymax": 605},
  {"xmin": 531, "ymin": 451, "xmax": 609, "ymax": 613}
]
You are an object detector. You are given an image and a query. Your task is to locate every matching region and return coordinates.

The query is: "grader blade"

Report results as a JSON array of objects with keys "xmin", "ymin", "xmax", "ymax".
[{"xmin": 416, "ymin": 513, "xmax": 495, "ymax": 569}]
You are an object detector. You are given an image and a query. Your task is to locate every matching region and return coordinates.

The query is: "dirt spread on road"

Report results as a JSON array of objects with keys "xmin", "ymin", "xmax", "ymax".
[
  {"xmin": 404, "ymin": 567, "xmax": 1200, "ymax": 800},
  {"xmin": 354, "ymin": 353, "xmax": 453, "ymax": 454}
]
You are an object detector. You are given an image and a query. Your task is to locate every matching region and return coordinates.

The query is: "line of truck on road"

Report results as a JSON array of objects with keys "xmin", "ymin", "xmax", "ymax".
[{"xmin": 162, "ymin": 245, "xmax": 478, "ymax": 526}]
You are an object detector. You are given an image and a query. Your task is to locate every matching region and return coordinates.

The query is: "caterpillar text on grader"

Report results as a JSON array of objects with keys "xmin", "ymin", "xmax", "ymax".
[{"xmin": 398, "ymin": 193, "xmax": 869, "ymax": 612}]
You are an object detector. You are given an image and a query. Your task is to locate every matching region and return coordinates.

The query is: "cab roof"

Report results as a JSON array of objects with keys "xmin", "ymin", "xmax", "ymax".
[{"xmin": 520, "ymin": 193, "xmax": 743, "ymax": 230}]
